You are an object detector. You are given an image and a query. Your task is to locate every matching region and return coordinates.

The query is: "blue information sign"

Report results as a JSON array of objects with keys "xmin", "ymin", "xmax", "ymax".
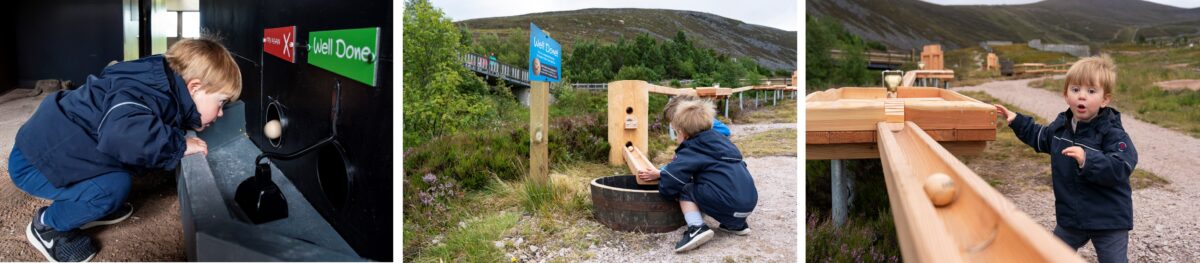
[{"xmin": 528, "ymin": 23, "xmax": 561, "ymax": 82}]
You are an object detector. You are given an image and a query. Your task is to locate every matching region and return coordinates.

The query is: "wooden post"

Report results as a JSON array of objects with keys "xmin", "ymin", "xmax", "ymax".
[
  {"xmin": 607, "ymin": 80, "xmax": 649, "ymax": 167},
  {"xmin": 530, "ymin": 81, "xmax": 550, "ymax": 183}
]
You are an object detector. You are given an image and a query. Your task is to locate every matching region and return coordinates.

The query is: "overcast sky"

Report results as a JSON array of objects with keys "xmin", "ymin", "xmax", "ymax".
[
  {"xmin": 920, "ymin": 0, "xmax": 1200, "ymax": 8},
  {"xmin": 427, "ymin": 0, "xmax": 798, "ymax": 31}
]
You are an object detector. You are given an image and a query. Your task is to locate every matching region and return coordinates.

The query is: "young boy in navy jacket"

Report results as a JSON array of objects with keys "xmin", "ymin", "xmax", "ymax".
[
  {"xmin": 8, "ymin": 38, "xmax": 241, "ymax": 262},
  {"xmin": 995, "ymin": 55, "xmax": 1136, "ymax": 263},
  {"xmin": 637, "ymin": 98, "xmax": 758, "ymax": 253}
]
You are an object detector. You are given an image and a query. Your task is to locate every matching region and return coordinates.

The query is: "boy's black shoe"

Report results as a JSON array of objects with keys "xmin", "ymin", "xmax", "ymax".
[
  {"xmin": 718, "ymin": 223, "xmax": 751, "ymax": 236},
  {"xmin": 673, "ymin": 224, "xmax": 714, "ymax": 253},
  {"xmin": 80, "ymin": 203, "xmax": 133, "ymax": 230},
  {"xmin": 27, "ymin": 207, "xmax": 98, "ymax": 262}
]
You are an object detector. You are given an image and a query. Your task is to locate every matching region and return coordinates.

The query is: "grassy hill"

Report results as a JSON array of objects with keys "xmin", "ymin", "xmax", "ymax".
[
  {"xmin": 807, "ymin": 0, "xmax": 1200, "ymax": 50},
  {"xmin": 455, "ymin": 8, "xmax": 798, "ymax": 70}
]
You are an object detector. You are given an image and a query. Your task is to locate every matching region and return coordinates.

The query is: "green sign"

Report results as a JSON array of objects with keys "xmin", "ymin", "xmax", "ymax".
[{"xmin": 308, "ymin": 27, "xmax": 380, "ymax": 86}]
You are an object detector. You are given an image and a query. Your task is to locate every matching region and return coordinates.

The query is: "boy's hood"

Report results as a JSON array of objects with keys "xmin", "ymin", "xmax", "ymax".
[
  {"xmin": 106, "ymin": 55, "xmax": 203, "ymax": 130},
  {"xmin": 677, "ymin": 129, "xmax": 744, "ymax": 161}
]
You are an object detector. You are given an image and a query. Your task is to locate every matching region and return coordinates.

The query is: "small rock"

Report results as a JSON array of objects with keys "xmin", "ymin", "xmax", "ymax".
[{"xmin": 494, "ymin": 241, "xmax": 505, "ymax": 248}]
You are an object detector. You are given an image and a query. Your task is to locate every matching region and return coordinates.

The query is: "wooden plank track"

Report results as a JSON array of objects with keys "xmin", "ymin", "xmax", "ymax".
[{"xmin": 876, "ymin": 122, "xmax": 1084, "ymax": 262}]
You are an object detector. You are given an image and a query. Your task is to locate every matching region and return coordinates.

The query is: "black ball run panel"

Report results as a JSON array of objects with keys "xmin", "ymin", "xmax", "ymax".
[{"xmin": 201, "ymin": 0, "xmax": 392, "ymax": 260}]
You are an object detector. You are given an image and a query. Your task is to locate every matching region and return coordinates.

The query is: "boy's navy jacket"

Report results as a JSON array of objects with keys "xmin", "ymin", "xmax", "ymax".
[
  {"xmin": 15, "ymin": 55, "xmax": 200, "ymax": 188},
  {"xmin": 657, "ymin": 128, "xmax": 758, "ymax": 214},
  {"xmin": 1009, "ymin": 107, "xmax": 1137, "ymax": 230}
]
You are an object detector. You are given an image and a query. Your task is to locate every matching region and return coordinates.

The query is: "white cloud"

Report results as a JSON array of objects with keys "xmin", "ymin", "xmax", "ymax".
[{"xmin": 427, "ymin": 0, "xmax": 798, "ymax": 31}]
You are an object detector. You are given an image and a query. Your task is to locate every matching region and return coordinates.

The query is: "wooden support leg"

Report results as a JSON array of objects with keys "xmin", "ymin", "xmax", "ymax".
[
  {"xmin": 724, "ymin": 98, "xmax": 729, "ymax": 119},
  {"xmin": 739, "ymin": 92, "xmax": 743, "ymax": 111}
]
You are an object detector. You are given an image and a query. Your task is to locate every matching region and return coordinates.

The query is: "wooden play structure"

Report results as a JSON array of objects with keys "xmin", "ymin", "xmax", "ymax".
[
  {"xmin": 921, "ymin": 44, "xmax": 944, "ymax": 70},
  {"xmin": 607, "ymin": 79, "xmax": 797, "ymax": 184},
  {"xmin": 807, "ymin": 86, "xmax": 994, "ymax": 160},
  {"xmin": 806, "ymin": 87, "xmax": 1085, "ymax": 262},
  {"xmin": 900, "ymin": 69, "xmax": 956, "ymax": 88},
  {"xmin": 986, "ymin": 53, "xmax": 999, "ymax": 71},
  {"xmin": 1013, "ymin": 62, "xmax": 1073, "ymax": 77}
]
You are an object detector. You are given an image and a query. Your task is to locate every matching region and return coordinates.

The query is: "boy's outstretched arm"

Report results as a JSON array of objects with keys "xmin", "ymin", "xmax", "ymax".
[
  {"xmin": 1080, "ymin": 130, "xmax": 1138, "ymax": 186},
  {"xmin": 997, "ymin": 104, "xmax": 1052, "ymax": 154},
  {"xmin": 96, "ymin": 97, "xmax": 187, "ymax": 170},
  {"xmin": 657, "ymin": 148, "xmax": 704, "ymax": 199}
]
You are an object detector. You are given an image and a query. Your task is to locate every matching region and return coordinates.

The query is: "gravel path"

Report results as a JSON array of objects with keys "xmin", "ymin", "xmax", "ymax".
[
  {"xmin": 582, "ymin": 155, "xmax": 798, "ymax": 262},
  {"xmin": 955, "ymin": 77, "xmax": 1200, "ymax": 262},
  {"xmin": 727, "ymin": 123, "xmax": 797, "ymax": 140}
]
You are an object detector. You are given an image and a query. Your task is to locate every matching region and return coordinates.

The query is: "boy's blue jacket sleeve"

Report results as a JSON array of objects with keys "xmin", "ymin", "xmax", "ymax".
[
  {"xmin": 1081, "ymin": 125, "xmax": 1138, "ymax": 186},
  {"xmin": 658, "ymin": 147, "xmax": 706, "ymax": 199},
  {"xmin": 95, "ymin": 94, "xmax": 187, "ymax": 170},
  {"xmin": 1008, "ymin": 113, "xmax": 1053, "ymax": 154}
]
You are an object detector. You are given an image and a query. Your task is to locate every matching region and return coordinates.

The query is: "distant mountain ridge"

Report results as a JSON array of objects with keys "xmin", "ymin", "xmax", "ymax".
[
  {"xmin": 807, "ymin": 0, "xmax": 1200, "ymax": 50},
  {"xmin": 456, "ymin": 8, "xmax": 798, "ymax": 70}
]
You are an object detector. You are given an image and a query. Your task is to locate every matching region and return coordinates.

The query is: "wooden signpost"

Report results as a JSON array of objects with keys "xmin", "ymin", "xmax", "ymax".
[{"xmin": 529, "ymin": 23, "xmax": 560, "ymax": 184}]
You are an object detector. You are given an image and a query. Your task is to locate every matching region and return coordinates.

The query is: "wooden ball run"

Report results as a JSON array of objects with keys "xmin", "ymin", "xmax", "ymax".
[{"xmin": 807, "ymin": 87, "xmax": 1085, "ymax": 262}]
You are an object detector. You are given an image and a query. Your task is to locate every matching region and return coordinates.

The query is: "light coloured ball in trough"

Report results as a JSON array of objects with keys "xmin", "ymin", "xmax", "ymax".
[
  {"xmin": 264, "ymin": 120, "xmax": 282, "ymax": 139},
  {"xmin": 924, "ymin": 173, "xmax": 958, "ymax": 207}
]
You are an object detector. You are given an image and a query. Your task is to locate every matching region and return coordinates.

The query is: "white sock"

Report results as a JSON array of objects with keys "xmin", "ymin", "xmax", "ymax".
[{"xmin": 684, "ymin": 211, "xmax": 704, "ymax": 227}]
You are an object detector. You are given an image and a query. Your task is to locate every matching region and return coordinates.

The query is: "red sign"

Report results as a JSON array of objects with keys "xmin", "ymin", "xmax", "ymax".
[{"xmin": 263, "ymin": 26, "xmax": 297, "ymax": 63}]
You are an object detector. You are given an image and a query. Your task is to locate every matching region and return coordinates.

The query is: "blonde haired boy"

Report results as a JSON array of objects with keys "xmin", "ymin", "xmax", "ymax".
[
  {"xmin": 637, "ymin": 99, "xmax": 758, "ymax": 253},
  {"xmin": 9, "ymin": 38, "xmax": 241, "ymax": 261},
  {"xmin": 996, "ymin": 55, "xmax": 1136, "ymax": 262}
]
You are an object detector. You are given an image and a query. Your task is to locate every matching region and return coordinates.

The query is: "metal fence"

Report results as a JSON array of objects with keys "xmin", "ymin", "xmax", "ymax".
[{"xmin": 460, "ymin": 53, "xmax": 529, "ymax": 86}]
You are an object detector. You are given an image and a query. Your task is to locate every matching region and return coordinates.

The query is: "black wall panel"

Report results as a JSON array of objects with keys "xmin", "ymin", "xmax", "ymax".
[
  {"xmin": 201, "ymin": 0, "xmax": 392, "ymax": 260},
  {"xmin": 15, "ymin": 0, "xmax": 123, "ymax": 86}
]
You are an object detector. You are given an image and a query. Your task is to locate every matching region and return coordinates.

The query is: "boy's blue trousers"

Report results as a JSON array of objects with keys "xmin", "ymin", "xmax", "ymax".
[{"xmin": 8, "ymin": 147, "xmax": 129, "ymax": 231}]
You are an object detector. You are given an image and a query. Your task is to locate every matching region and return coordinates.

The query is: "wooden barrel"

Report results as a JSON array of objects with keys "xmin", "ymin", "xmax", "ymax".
[{"xmin": 590, "ymin": 175, "xmax": 684, "ymax": 233}]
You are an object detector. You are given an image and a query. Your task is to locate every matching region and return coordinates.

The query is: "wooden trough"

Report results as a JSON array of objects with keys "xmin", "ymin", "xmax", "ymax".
[
  {"xmin": 806, "ymin": 86, "xmax": 1084, "ymax": 261},
  {"xmin": 877, "ymin": 121, "xmax": 1083, "ymax": 262},
  {"xmin": 806, "ymin": 87, "xmax": 996, "ymax": 160},
  {"xmin": 590, "ymin": 175, "xmax": 684, "ymax": 233}
]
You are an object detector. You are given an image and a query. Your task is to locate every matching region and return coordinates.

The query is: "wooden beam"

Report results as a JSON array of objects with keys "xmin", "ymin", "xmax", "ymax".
[{"xmin": 608, "ymin": 80, "xmax": 650, "ymax": 165}]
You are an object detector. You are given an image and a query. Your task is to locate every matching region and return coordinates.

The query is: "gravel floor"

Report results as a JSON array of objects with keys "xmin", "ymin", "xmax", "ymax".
[{"xmin": 955, "ymin": 77, "xmax": 1200, "ymax": 262}]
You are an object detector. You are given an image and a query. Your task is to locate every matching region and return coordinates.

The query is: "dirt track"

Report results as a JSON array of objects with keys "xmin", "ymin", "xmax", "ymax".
[
  {"xmin": 0, "ymin": 89, "xmax": 184, "ymax": 261},
  {"xmin": 956, "ymin": 77, "xmax": 1200, "ymax": 262}
]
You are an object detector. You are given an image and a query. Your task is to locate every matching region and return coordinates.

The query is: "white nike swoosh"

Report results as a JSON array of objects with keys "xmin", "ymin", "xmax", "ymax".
[
  {"xmin": 689, "ymin": 230, "xmax": 700, "ymax": 238},
  {"xmin": 40, "ymin": 235, "xmax": 54, "ymax": 249}
]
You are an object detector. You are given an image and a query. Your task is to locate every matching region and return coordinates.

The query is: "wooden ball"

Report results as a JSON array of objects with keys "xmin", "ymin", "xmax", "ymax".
[
  {"xmin": 924, "ymin": 173, "xmax": 958, "ymax": 207},
  {"xmin": 264, "ymin": 120, "xmax": 282, "ymax": 139}
]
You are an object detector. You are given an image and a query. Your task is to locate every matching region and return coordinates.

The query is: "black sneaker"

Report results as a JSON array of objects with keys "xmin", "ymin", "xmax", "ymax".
[
  {"xmin": 718, "ymin": 223, "xmax": 751, "ymax": 236},
  {"xmin": 27, "ymin": 207, "xmax": 98, "ymax": 262},
  {"xmin": 80, "ymin": 203, "xmax": 133, "ymax": 230},
  {"xmin": 673, "ymin": 224, "xmax": 714, "ymax": 253}
]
